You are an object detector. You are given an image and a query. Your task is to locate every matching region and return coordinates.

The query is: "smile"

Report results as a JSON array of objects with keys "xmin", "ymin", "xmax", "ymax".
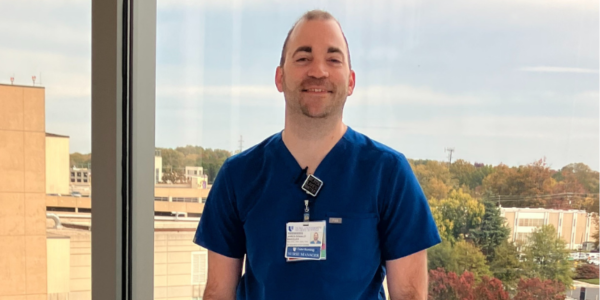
[{"xmin": 302, "ymin": 88, "xmax": 332, "ymax": 93}]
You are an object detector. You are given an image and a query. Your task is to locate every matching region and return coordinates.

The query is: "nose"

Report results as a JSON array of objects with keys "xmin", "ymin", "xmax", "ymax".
[{"xmin": 307, "ymin": 58, "xmax": 329, "ymax": 79}]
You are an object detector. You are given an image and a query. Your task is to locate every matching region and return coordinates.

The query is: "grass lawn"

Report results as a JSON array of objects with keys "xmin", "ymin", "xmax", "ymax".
[{"xmin": 577, "ymin": 278, "xmax": 599, "ymax": 285}]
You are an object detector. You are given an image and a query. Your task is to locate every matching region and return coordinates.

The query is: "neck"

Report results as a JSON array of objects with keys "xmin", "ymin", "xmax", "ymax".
[{"xmin": 282, "ymin": 109, "xmax": 347, "ymax": 174}]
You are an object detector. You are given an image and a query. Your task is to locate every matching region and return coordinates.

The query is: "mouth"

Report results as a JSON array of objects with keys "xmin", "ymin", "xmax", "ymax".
[{"xmin": 301, "ymin": 88, "xmax": 333, "ymax": 94}]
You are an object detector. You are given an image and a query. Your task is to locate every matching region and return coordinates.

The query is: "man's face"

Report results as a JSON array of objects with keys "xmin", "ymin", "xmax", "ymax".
[
  {"xmin": 276, "ymin": 19, "xmax": 355, "ymax": 119},
  {"xmin": 314, "ymin": 232, "xmax": 319, "ymax": 241}
]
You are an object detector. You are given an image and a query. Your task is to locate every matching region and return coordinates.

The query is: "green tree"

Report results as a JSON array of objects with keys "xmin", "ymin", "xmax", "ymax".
[
  {"xmin": 428, "ymin": 241, "xmax": 457, "ymax": 272},
  {"xmin": 452, "ymin": 240, "xmax": 492, "ymax": 279},
  {"xmin": 70, "ymin": 152, "xmax": 92, "ymax": 168},
  {"xmin": 522, "ymin": 225, "xmax": 573, "ymax": 287},
  {"xmin": 490, "ymin": 241, "xmax": 523, "ymax": 290},
  {"xmin": 429, "ymin": 189, "xmax": 485, "ymax": 242},
  {"xmin": 160, "ymin": 148, "xmax": 185, "ymax": 172},
  {"xmin": 427, "ymin": 240, "xmax": 492, "ymax": 280},
  {"xmin": 450, "ymin": 159, "xmax": 493, "ymax": 193},
  {"xmin": 470, "ymin": 200, "xmax": 510, "ymax": 261}
]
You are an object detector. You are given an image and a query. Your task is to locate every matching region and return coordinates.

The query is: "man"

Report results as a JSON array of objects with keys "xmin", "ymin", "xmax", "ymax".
[
  {"xmin": 310, "ymin": 232, "xmax": 321, "ymax": 244},
  {"xmin": 194, "ymin": 10, "xmax": 440, "ymax": 300}
]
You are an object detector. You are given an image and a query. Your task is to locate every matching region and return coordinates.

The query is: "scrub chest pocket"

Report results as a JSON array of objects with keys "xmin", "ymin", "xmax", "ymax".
[{"xmin": 325, "ymin": 212, "xmax": 381, "ymax": 283}]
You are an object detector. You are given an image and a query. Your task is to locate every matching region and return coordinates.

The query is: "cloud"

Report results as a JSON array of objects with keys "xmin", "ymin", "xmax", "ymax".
[{"xmin": 519, "ymin": 66, "xmax": 599, "ymax": 74}]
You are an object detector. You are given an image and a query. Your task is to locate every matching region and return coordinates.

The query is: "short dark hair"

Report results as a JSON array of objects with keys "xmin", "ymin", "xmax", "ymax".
[{"xmin": 279, "ymin": 10, "xmax": 351, "ymax": 69}]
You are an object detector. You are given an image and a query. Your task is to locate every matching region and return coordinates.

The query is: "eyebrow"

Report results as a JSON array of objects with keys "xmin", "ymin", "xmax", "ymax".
[
  {"xmin": 327, "ymin": 47, "xmax": 343, "ymax": 55},
  {"xmin": 292, "ymin": 46, "xmax": 344, "ymax": 57},
  {"xmin": 292, "ymin": 46, "xmax": 312, "ymax": 56}
]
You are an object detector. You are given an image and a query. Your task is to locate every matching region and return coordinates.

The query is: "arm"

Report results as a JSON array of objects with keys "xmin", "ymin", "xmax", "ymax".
[
  {"xmin": 203, "ymin": 250, "xmax": 243, "ymax": 300},
  {"xmin": 386, "ymin": 250, "xmax": 428, "ymax": 300}
]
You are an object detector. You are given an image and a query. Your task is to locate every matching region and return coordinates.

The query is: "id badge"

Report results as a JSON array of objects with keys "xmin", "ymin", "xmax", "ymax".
[{"xmin": 285, "ymin": 221, "xmax": 326, "ymax": 261}]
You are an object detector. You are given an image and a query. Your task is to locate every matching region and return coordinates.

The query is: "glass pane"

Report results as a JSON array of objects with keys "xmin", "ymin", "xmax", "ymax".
[
  {"xmin": 155, "ymin": 0, "xmax": 598, "ymax": 299},
  {"xmin": 0, "ymin": 1, "xmax": 92, "ymax": 298}
]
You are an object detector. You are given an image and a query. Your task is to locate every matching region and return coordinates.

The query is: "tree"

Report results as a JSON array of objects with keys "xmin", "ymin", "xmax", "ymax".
[
  {"xmin": 470, "ymin": 200, "xmax": 510, "ymax": 262},
  {"xmin": 70, "ymin": 152, "xmax": 92, "ymax": 168},
  {"xmin": 452, "ymin": 240, "xmax": 492, "ymax": 279},
  {"xmin": 428, "ymin": 241, "xmax": 456, "ymax": 272},
  {"xmin": 411, "ymin": 160, "xmax": 455, "ymax": 200},
  {"xmin": 483, "ymin": 159, "xmax": 556, "ymax": 207},
  {"xmin": 157, "ymin": 146, "xmax": 231, "ymax": 184},
  {"xmin": 473, "ymin": 276, "xmax": 509, "ymax": 300},
  {"xmin": 450, "ymin": 160, "xmax": 477, "ymax": 189},
  {"xmin": 490, "ymin": 241, "xmax": 523, "ymax": 289},
  {"xmin": 429, "ymin": 189, "xmax": 485, "ymax": 242},
  {"xmin": 522, "ymin": 225, "xmax": 573, "ymax": 287},
  {"xmin": 428, "ymin": 268, "xmax": 475, "ymax": 300},
  {"xmin": 554, "ymin": 163, "xmax": 600, "ymax": 195},
  {"xmin": 513, "ymin": 278, "xmax": 566, "ymax": 300},
  {"xmin": 450, "ymin": 160, "xmax": 493, "ymax": 193}
]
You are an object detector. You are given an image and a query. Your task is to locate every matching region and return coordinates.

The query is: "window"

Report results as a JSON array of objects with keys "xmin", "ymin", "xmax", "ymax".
[
  {"xmin": 516, "ymin": 232, "xmax": 533, "ymax": 243},
  {"xmin": 518, "ymin": 219, "xmax": 545, "ymax": 227},
  {"xmin": 172, "ymin": 197, "xmax": 199, "ymax": 203},
  {"xmin": 154, "ymin": 0, "xmax": 598, "ymax": 298},
  {"xmin": 191, "ymin": 251, "xmax": 208, "ymax": 285},
  {"xmin": 154, "ymin": 197, "xmax": 169, "ymax": 202}
]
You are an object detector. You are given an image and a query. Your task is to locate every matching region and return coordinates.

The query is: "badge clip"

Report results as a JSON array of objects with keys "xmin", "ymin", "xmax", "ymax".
[
  {"xmin": 303, "ymin": 200, "xmax": 310, "ymax": 221},
  {"xmin": 302, "ymin": 174, "xmax": 323, "ymax": 197}
]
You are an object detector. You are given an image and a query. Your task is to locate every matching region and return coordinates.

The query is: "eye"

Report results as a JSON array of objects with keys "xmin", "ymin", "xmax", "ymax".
[
  {"xmin": 329, "ymin": 58, "xmax": 342, "ymax": 63},
  {"xmin": 296, "ymin": 58, "xmax": 307, "ymax": 62}
]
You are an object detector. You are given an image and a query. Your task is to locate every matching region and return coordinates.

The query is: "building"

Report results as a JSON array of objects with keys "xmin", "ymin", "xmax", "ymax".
[
  {"xmin": 0, "ymin": 83, "xmax": 48, "ymax": 298},
  {"xmin": 501, "ymin": 207, "xmax": 597, "ymax": 250},
  {"xmin": 70, "ymin": 167, "xmax": 91, "ymax": 196},
  {"xmin": 46, "ymin": 133, "xmax": 70, "ymax": 195},
  {"xmin": 155, "ymin": 149, "xmax": 163, "ymax": 184}
]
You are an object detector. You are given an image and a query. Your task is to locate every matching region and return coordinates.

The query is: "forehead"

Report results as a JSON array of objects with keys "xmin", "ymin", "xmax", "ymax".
[{"xmin": 287, "ymin": 19, "xmax": 347, "ymax": 54}]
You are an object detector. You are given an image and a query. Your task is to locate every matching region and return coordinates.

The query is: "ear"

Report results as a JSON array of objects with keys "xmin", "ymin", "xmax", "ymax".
[
  {"xmin": 347, "ymin": 69, "xmax": 356, "ymax": 96},
  {"xmin": 275, "ymin": 66, "xmax": 284, "ymax": 92}
]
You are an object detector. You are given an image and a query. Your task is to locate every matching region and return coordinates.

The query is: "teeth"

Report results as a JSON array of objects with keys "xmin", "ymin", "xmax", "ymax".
[{"xmin": 307, "ymin": 89, "xmax": 325, "ymax": 92}]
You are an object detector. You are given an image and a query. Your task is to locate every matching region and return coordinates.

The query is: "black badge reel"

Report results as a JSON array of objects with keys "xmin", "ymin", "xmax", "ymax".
[{"xmin": 302, "ymin": 174, "xmax": 323, "ymax": 197}]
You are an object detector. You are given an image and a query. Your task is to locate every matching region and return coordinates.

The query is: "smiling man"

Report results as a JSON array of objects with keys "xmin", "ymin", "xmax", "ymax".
[{"xmin": 194, "ymin": 10, "xmax": 440, "ymax": 300}]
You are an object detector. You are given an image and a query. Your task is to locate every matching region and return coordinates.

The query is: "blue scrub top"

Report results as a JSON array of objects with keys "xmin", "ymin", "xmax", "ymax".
[{"xmin": 194, "ymin": 127, "xmax": 441, "ymax": 300}]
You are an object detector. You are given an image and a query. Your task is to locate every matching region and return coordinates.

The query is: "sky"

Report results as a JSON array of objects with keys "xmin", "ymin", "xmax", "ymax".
[{"xmin": 1, "ymin": 0, "xmax": 598, "ymax": 170}]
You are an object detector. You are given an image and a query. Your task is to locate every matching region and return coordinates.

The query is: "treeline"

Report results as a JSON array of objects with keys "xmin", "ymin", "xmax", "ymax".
[
  {"xmin": 157, "ymin": 146, "xmax": 231, "ymax": 184},
  {"xmin": 411, "ymin": 158, "xmax": 599, "ymax": 212}
]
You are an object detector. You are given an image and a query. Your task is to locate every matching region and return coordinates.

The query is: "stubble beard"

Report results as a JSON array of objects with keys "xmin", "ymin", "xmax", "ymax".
[{"xmin": 282, "ymin": 75, "xmax": 348, "ymax": 119}]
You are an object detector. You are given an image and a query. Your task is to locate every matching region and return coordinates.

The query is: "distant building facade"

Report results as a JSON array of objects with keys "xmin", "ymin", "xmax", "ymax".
[
  {"xmin": 46, "ymin": 133, "xmax": 70, "ymax": 195},
  {"xmin": 0, "ymin": 83, "xmax": 48, "ymax": 298},
  {"xmin": 501, "ymin": 207, "xmax": 597, "ymax": 250}
]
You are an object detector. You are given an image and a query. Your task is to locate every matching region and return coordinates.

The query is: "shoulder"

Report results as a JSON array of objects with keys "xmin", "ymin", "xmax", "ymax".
[{"xmin": 344, "ymin": 127, "xmax": 411, "ymax": 170}]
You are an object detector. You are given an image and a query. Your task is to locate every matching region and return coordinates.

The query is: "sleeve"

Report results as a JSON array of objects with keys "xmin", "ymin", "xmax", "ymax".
[
  {"xmin": 193, "ymin": 161, "xmax": 246, "ymax": 259},
  {"xmin": 378, "ymin": 154, "xmax": 441, "ymax": 261}
]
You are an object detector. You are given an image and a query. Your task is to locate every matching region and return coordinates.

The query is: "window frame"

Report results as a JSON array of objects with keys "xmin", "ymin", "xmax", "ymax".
[{"xmin": 91, "ymin": 0, "xmax": 156, "ymax": 299}]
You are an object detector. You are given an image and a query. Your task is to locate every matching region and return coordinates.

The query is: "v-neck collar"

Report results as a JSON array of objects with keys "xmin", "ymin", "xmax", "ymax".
[{"xmin": 271, "ymin": 126, "xmax": 353, "ymax": 180}]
